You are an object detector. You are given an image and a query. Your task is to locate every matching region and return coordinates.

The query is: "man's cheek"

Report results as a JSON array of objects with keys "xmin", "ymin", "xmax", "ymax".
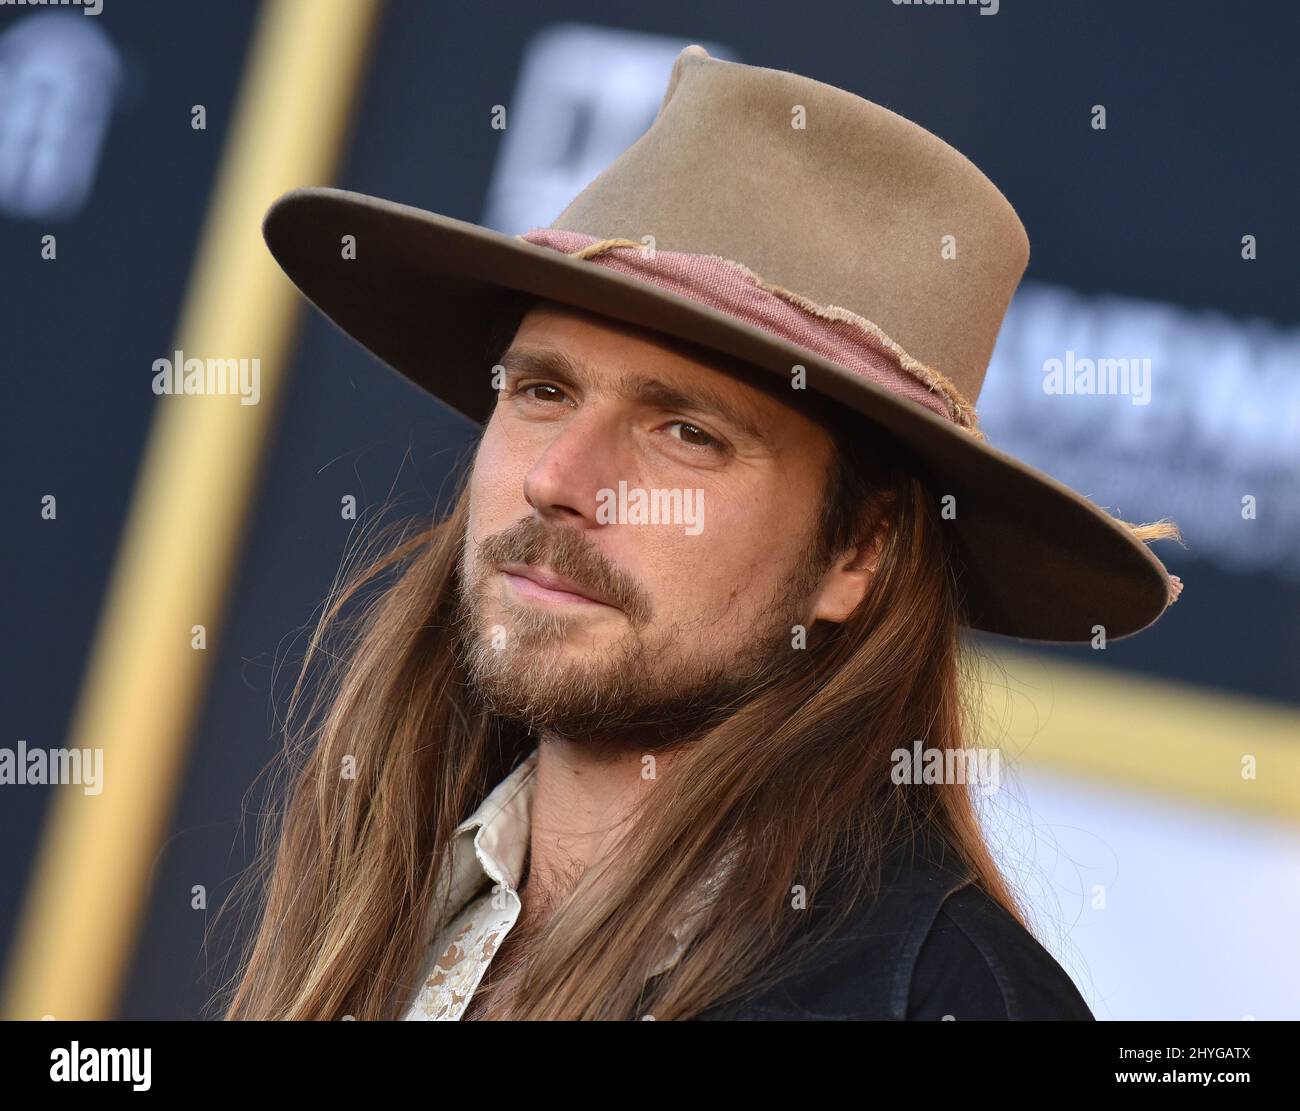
[
  {"xmin": 659, "ymin": 550, "xmax": 723, "ymax": 609},
  {"xmin": 473, "ymin": 419, "xmax": 520, "ymax": 480},
  {"xmin": 469, "ymin": 459, "xmax": 523, "ymax": 525}
]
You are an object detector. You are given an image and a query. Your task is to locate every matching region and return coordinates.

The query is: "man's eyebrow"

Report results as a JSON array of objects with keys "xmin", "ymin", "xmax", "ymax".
[
  {"xmin": 498, "ymin": 345, "xmax": 586, "ymax": 386},
  {"xmin": 498, "ymin": 344, "xmax": 775, "ymax": 448}
]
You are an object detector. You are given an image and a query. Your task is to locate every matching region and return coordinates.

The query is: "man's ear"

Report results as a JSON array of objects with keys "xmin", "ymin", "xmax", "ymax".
[{"xmin": 810, "ymin": 518, "xmax": 890, "ymax": 625}]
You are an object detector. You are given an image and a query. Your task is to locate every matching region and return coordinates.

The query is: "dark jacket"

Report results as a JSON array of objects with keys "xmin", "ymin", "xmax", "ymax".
[{"xmin": 693, "ymin": 833, "xmax": 1094, "ymax": 1021}]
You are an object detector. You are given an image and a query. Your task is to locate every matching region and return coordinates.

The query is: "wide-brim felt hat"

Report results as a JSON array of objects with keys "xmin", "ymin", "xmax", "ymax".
[{"xmin": 262, "ymin": 44, "xmax": 1182, "ymax": 644}]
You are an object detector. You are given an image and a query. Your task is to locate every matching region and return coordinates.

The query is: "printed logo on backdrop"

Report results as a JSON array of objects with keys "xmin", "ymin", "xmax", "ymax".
[
  {"xmin": 480, "ymin": 24, "xmax": 733, "ymax": 234},
  {"xmin": 0, "ymin": 11, "xmax": 121, "ymax": 221},
  {"xmin": 980, "ymin": 283, "xmax": 1300, "ymax": 578}
]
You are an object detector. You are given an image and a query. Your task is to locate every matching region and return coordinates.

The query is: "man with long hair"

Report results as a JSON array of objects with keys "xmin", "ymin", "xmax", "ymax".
[{"xmin": 223, "ymin": 46, "xmax": 1182, "ymax": 1020}]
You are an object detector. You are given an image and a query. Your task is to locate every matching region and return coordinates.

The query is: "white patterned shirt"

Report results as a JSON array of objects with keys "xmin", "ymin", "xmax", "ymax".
[{"xmin": 402, "ymin": 748, "xmax": 710, "ymax": 1020}]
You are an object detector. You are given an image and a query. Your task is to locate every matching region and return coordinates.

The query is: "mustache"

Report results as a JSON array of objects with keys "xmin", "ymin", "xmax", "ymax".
[{"xmin": 474, "ymin": 518, "xmax": 652, "ymax": 628}]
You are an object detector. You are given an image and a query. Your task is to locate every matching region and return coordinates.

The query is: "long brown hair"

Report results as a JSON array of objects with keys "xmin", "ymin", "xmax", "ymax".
[{"xmin": 215, "ymin": 325, "xmax": 1177, "ymax": 1020}]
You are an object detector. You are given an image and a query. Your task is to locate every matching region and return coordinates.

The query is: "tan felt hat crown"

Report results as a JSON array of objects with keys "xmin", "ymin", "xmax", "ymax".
[{"xmin": 262, "ymin": 44, "xmax": 1182, "ymax": 643}]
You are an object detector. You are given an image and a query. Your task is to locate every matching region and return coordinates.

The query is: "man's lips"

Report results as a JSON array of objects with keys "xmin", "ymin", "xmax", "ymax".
[{"xmin": 498, "ymin": 563, "xmax": 618, "ymax": 609}]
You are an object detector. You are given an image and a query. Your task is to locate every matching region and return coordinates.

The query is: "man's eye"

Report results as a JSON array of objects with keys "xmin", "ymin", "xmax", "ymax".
[
  {"xmin": 666, "ymin": 420, "xmax": 723, "ymax": 451},
  {"xmin": 512, "ymin": 381, "xmax": 567, "ymax": 403}
]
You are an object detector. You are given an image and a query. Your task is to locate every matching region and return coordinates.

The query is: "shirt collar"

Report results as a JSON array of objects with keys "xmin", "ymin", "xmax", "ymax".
[
  {"xmin": 432, "ymin": 747, "xmax": 730, "ymax": 978},
  {"xmin": 438, "ymin": 748, "xmax": 538, "ymax": 919}
]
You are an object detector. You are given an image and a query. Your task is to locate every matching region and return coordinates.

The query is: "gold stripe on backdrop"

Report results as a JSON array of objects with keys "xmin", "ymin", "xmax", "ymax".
[
  {"xmin": 2, "ymin": 0, "xmax": 384, "ymax": 1020},
  {"xmin": 977, "ymin": 649, "xmax": 1300, "ymax": 824}
]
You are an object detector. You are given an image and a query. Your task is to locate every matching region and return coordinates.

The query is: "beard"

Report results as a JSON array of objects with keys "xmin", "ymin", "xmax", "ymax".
[{"xmin": 452, "ymin": 516, "xmax": 827, "ymax": 746}]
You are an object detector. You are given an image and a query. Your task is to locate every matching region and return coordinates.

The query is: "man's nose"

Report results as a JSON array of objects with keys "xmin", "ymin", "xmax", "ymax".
[{"xmin": 522, "ymin": 407, "xmax": 632, "ymax": 525}]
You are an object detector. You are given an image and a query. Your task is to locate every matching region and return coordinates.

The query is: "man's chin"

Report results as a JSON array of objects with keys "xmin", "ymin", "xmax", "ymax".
[
  {"xmin": 477, "ymin": 606, "xmax": 622, "ymax": 658},
  {"xmin": 462, "ymin": 647, "xmax": 778, "ymax": 747},
  {"xmin": 473, "ymin": 687, "xmax": 729, "ymax": 747}
]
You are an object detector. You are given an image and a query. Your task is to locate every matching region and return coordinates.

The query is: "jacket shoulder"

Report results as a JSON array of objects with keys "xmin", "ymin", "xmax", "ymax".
[
  {"xmin": 908, "ymin": 882, "xmax": 1095, "ymax": 1020},
  {"xmin": 696, "ymin": 844, "xmax": 1094, "ymax": 1021}
]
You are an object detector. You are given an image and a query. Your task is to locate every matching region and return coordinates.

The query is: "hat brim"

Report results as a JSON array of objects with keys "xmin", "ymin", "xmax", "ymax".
[{"xmin": 263, "ymin": 186, "xmax": 1174, "ymax": 644}]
